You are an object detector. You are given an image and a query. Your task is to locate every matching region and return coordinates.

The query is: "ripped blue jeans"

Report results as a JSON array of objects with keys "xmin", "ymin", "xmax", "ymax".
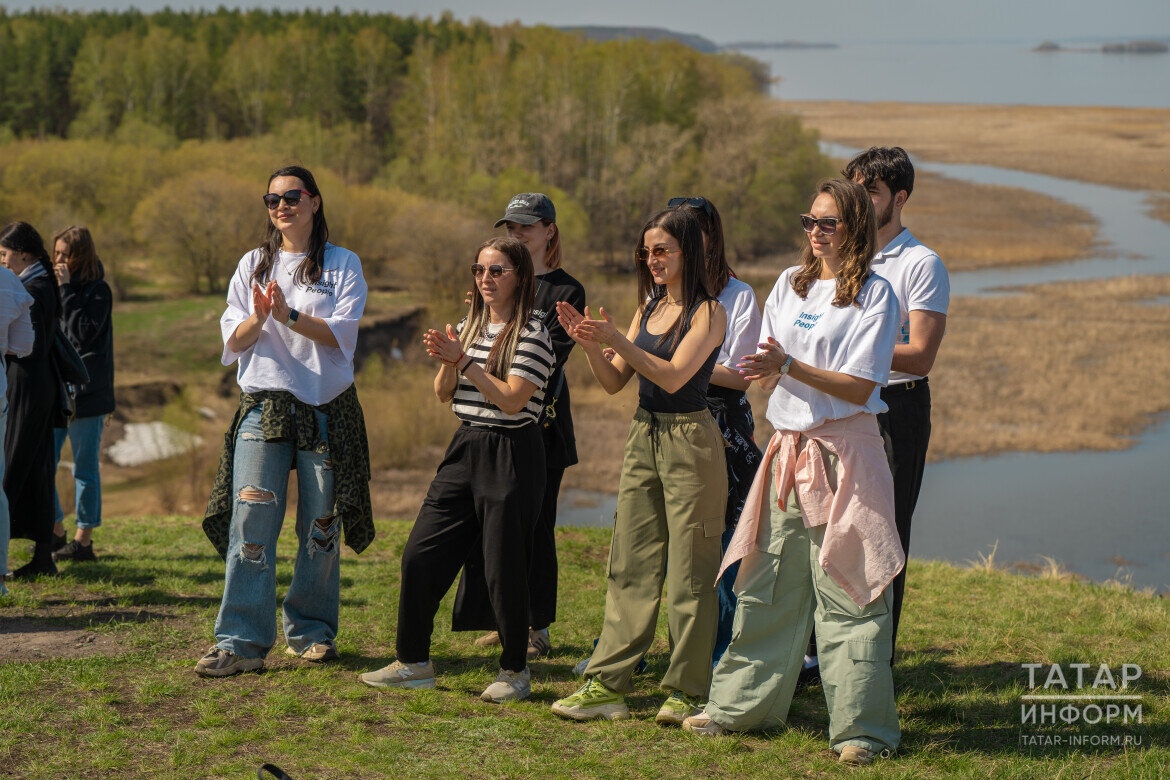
[{"xmin": 214, "ymin": 405, "xmax": 339, "ymax": 659}]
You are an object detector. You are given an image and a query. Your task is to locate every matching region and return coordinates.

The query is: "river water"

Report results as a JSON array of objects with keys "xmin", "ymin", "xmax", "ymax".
[
  {"xmin": 559, "ymin": 144, "xmax": 1170, "ymax": 592},
  {"xmin": 754, "ymin": 41, "xmax": 1170, "ymax": 109}
]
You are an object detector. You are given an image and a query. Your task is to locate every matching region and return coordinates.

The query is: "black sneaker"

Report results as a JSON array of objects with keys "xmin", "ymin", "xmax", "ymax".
[
  {"xmin": 51, "ymin": 533, "xmax": 67, "ymax": 552},
  {"xmin": 12, "ymin": 557, "xmax": 58, "ymax": 580},
  {"xmin": 53, "ymin": 540, "xmax": 97, "ymax": 563}
]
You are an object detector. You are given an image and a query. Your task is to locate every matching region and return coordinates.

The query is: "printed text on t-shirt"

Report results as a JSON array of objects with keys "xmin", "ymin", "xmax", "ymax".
[{"xmin": 794, "ymin": 311, "xmax": 823, "ymax": 330}]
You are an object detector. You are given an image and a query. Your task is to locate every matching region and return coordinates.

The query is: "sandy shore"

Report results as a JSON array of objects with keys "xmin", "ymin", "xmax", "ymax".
[{"xmin": 780, "ymin": 101, "xmax": 1170, "ymax": 193}]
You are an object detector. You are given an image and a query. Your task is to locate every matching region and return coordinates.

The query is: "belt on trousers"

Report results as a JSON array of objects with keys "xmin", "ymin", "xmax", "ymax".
[{"xmin": 881, "ymin": 377, "xmax": 928, "ymax": 394}]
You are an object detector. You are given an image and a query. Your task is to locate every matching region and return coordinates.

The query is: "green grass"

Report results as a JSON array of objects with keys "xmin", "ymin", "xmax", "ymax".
[{"xmin": 2, "ymin": 518, "xmax": 1168, "ymax": 778}]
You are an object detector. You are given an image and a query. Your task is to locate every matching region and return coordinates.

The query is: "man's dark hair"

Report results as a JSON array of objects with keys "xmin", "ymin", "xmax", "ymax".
[{"xmin": 843, "ymin": 146, "xmax": 915, "ymax": 199}]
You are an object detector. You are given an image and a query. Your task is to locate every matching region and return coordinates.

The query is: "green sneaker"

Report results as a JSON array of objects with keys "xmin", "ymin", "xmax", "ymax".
[
  {"xmin": 655, "ymin": 691, "xmax": 702, "ymax": 726},
  {"xmin": 551, "ymin": 678, "xmax": 630, "ymax": 721}
]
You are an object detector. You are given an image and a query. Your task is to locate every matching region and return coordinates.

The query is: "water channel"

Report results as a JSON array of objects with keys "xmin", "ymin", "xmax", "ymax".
[{"xmin": 559, "ymin": 146, "xmax": 1170, "ymax": 592}]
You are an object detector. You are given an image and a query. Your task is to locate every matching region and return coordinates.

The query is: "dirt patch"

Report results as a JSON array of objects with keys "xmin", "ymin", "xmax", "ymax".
[{"xmin": 0, "ymin": 605, "xmax": 182, "ymax": 662}]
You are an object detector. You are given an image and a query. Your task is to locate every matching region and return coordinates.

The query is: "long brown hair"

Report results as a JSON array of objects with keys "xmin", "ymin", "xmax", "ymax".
[
  {"xmin": 52, "ymin": 225, "xmax": 102, "ymax": 285},
  {"xmin": 251, "ymin": 165, "xmax": 329, "ymax": 288},
  {"xmin": 790, "ymin": 178, "xmax": 877, "ymax": 307},
  {"xmin": 542, "ymin": 220, "xmax": 563, "ymax": 270},
  {"xmin": 460, "ymin": 237, "xmax": 536, "ymax": 380},
  {"xmin": 635, "ymin": 208, "xmax": 714, "ymax": 350}
]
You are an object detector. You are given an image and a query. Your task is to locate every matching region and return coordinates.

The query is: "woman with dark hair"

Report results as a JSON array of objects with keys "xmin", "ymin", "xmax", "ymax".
[
  {"xmin": 0, "ymin": 221, "xmax": 64, "ymax": 580},
  {"xmin": 49, "ymin": 226, "xmax": 114, "ymax": 563},
  {"xmin": 197, "ymin": 165, "xmax": 372, "ymax": 678},
  {"xmin": 550, "ymin": 208, "xmax": 727, "ymax": 724},
  {"xmin": 683, "ymin": 179, "xmax": 904, "ymax": 767},
  {"xmin": 668, "ymin": 196, "xmax": 763, "ymax": 665},
  {"xmin": 360, "ymin": 236, "xmax": 554, "ymax": 703},
  {"xmin": 456, "ymin": 193, "xmax": 586, "ymax": 660}
]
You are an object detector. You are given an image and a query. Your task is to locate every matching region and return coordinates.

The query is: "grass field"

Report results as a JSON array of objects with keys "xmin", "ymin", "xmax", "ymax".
[
  {"xmin": 2, "ymin": 517, "xmax": 1168, "ymax": 779},
  {"xmin": 779, "ymin": 102, "xmax": 1170, "ymax": 193}
]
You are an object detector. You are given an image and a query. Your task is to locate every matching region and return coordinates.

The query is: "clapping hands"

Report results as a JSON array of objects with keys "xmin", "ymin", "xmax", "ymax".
[
  {"xmin": 423, "ymin": 324, "xmax": 464, "ymax": 365},
  {"xmin": 556, "ymin": 302, "xmax": 619, "ymax": 346},
  {"xmin": 737, "ymin": 338, "xmax": 789, "ymax": 381}
]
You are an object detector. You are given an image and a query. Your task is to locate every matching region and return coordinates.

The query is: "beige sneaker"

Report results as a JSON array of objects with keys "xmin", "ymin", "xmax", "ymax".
[
  {"xmin": 195, "ymin": 646, "xmax": 265, "ymax": 678},
  {"xmin": 527, "ymin": 628, "xmax": 551, "ymax": 660},
  {"xmin": 838, "ymin": 746, "xmax": 877, "ymax": 766},
  {"xmin": 682, "ymin": 712, "xmax": 726, "ymax": 736},
  {"xmin": 359, "ymin": 660, "xmax": 436, "ymax": 689},
  {"xmin": 285, "ymin": 640, "xmax": 339, "ymax": 662},
  {"xmin": 474, "ymin": 631, "xmax": 501, "ymax": 647},
  {"xmin": 480, "ymin": 668, "xmax": 531, "ymax": 703}
]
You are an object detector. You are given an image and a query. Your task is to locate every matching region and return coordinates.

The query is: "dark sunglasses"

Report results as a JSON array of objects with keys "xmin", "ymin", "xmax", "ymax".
[
  {"xmin": 636, "ymin": 246, "xmax": 682, "ymax": 262},
  {"xmin": 800, "ymin": 214, "xmax": 842, "ymax": 235},
  {"xmin": 263, "ymin": 189, "xmax": 312, "ymax": 210},
  {"xmin": 667, "ymin": 196, "xmax": 714, "ymax": 217},
  {"xmin": 471, "ymin": 263, "xmax": 516, "ymax": 279}
]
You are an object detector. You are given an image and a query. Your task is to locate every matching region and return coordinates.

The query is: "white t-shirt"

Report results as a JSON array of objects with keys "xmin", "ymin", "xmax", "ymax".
[
  {"xmin": 451, "ymin": 318, "xmax": 554, "ymax": 427},
  {"xmin": 869, "ymin": 228, "xmax": 949, "ymax": 385},
  {"xmin": 716, "ymin": 276, "xmax": 763, "ymax": 371},
  {"xmin": 761, "ymin": 268, "xmax": 899, "ymax": 432},
  {"xmin": 221, "ymin": 244, "xmax": 367, "ymax": 406}
]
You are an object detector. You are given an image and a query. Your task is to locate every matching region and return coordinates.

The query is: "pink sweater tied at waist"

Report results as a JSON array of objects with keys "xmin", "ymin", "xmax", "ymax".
[{"xmin": 717, "ymin": 413, "xmax": 905, "ymax": 608}]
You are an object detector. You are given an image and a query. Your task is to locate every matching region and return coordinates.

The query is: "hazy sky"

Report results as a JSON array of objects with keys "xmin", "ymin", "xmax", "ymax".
[{"xmin": 13, "ymin": 0, "xmax": 1170, "ymax": 44}]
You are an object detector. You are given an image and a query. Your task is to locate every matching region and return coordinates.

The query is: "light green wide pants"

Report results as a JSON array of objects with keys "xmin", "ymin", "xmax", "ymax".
[
  {"xmin": 704, "ymin": 440, "xmax": 900, "ymax": 755},
  {"xmin": 585, "ymin": 408, "xmax": 728, "ymax": 698}
]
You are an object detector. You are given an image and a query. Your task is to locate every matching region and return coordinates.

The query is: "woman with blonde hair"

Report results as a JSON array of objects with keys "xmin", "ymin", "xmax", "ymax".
[
  {"xmin": 683, "ymin": 179, "xmax": 904, "ymax": 767},
  {"xmin": 49, "ymin": 226, "xmax": 114, "ymax": 563},
  {"xmin": 361, "ymin": 236, "xmax": 554, "ymax": 703}
]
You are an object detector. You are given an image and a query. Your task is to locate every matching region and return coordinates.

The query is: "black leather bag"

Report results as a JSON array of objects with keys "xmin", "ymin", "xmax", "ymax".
[{"xmin": 52, "ymin": 326, "xmax": 89, "ymax": 422}]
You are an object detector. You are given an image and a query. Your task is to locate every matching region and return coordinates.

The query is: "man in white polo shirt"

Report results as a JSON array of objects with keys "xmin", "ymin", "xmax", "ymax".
[{"xmin": 845, "ymin": 146, "xmax": 949, "ymax": 660}]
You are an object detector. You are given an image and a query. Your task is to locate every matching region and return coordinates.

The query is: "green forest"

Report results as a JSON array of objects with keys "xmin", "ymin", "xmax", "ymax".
[{"xmin": 0, "ymin": 9, "xmax": 828, "ymax": 297}]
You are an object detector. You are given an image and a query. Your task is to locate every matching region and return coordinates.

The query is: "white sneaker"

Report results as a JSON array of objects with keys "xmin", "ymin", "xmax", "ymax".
[
  {"xmin": 480, "ymin": 667, "xmax": 531, "ymax": 703},
  {"xmin": 359, "ymin": 660, "xmax": 436, "ymax": 689}
]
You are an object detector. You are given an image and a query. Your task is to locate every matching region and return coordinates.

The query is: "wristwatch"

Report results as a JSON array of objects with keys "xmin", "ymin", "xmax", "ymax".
[
  {"xmin": 779, "ymin": 354, "xmax": 793, "ymax": 376},
  {"xmin": 284, "ymin": 308, "xmax": 300, "ymax": 328}
]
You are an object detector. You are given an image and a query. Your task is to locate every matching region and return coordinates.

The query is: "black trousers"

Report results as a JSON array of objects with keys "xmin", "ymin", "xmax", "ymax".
[
  {"xmin": 876, "ymin": 379, "xmax": 932, "ymax": 654},
  {"xmin": 452, "ymin": 466, "xmax": 563, "ymax": 632},
  {"xmin": 396, "ymin": 423, "xmax": 545, "ymax": 672}
]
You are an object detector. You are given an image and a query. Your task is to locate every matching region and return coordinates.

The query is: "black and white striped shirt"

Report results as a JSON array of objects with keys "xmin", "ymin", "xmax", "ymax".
[{"xmin": 452, "ymin": 318, "xmax": 555, "ymax": 427}]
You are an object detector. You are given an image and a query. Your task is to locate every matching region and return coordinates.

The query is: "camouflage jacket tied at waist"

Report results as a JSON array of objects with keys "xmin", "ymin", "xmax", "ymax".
[{"xmin": 202, "ymin": 384, "xmax": 374, "ymax": 558}]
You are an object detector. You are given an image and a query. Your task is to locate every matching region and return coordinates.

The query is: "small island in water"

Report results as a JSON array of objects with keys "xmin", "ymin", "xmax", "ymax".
[{"xmin": 1035, "ymin": 39, "xmax": 1168, "ymax": 54}]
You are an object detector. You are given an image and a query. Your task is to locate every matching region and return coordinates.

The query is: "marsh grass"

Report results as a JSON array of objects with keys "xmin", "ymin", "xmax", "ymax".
[
  {"xmin": 781, "ymin": 101, "xmax": 1170, "ymax": 193},
  {"xmin": 1148, "ymin": 194, "xmax": 1170, "ymax": 225},
  {"xmin": 1, "ymin": 517, "xmax": 1168, "ymax": 778}
]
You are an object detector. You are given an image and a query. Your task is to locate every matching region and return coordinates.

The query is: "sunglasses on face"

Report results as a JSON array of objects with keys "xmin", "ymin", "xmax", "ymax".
[
  {"xmin": 263, "ymin": 189, "xmax": 312, "ymax": 210},
  {"xmin": 636, "ymin": 246, "xmax": 682, "ymax": 262},
  {"xmin": 800, "ymin": 214, "xmax": 842, "ymax": 235},
  {"xmin": 667, "ymin": 196, "xmax": 714, "ymax": 218},
  {"xmin": 471, "ymin": 263, "xmax": 516, "ymax": 279}
]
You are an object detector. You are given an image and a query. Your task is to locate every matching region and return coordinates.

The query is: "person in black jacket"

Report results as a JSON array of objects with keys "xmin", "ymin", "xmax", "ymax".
[
  {"xmin": 0, "ymin": 221, "xmax": 64, "ymax": 579},
  {"xmin": 453, "ymin": 193, "xmax": 587, "ymax": 659},
  {"xmin": 49, "ymin": 226, "xmax": 114, "ymax": 563}
]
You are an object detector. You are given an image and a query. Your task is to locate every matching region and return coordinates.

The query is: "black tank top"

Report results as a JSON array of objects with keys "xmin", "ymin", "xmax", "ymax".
[{"xmin": 633, "ymin": 297, "xmax": 721, "ymax": 413}]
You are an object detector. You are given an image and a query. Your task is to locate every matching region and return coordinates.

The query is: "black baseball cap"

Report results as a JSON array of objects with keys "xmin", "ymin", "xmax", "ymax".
[{"xmin": 494, "ymin": 192, "xmax": 556, "ymax": 227}]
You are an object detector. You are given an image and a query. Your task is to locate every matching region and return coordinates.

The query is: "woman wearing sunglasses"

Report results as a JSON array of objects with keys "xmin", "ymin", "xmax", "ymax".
[
  {"xmin": 683, "ymin": 179, "xmax": 904, "ymax": 767},
  {"xmin": 197, "ymin": 165, "xmax": 372, "ymax": 678},
  {"xmin": 668, "ymin": 196, "xmax": 763, "ymax": 665},
  {"xmin": 551, "ymin": 208, "xmax": 727, "ymax": 724},
  {"xmin": 454, "ymin": 193, "xmax": 586, "ymax": 661},
  {"xmin": 360, "ymin": 237, "xmax": 554, "ymax": 703}
]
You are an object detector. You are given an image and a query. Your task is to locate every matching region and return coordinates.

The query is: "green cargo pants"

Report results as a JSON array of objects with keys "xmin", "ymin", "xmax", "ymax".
[
  {"xmin": 585, "ymin": 408, "xmax": 728, "ymax": 698},
  {"xmin": 704, "ymin": 440, "xmax": 900, "ymax": 755}
]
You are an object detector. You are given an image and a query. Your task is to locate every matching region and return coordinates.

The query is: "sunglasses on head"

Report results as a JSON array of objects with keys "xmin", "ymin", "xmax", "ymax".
[
  {"xmin": 667, "ymin": 196, "xmax": 714, "ymax": 217},
  {"xmin": 800, "ymin": 214, "xmax": 842, "ymax": 235},
  {"xmin": 471, "ymin": 263, "xmax": 516, "ymax": 278},
  {"xmin": 263, "ymin": 189, "xmax": 312, "ymax": 210}
]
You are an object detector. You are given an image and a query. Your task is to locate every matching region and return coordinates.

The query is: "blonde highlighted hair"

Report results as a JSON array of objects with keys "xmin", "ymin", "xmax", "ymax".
[
  {"xmin": 460, "ymin": 237, "xmax": 536, "ymax": 380},
  {"xmin": 790, "ymin": 178, "xmax": 877, "ymax": 307}
]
